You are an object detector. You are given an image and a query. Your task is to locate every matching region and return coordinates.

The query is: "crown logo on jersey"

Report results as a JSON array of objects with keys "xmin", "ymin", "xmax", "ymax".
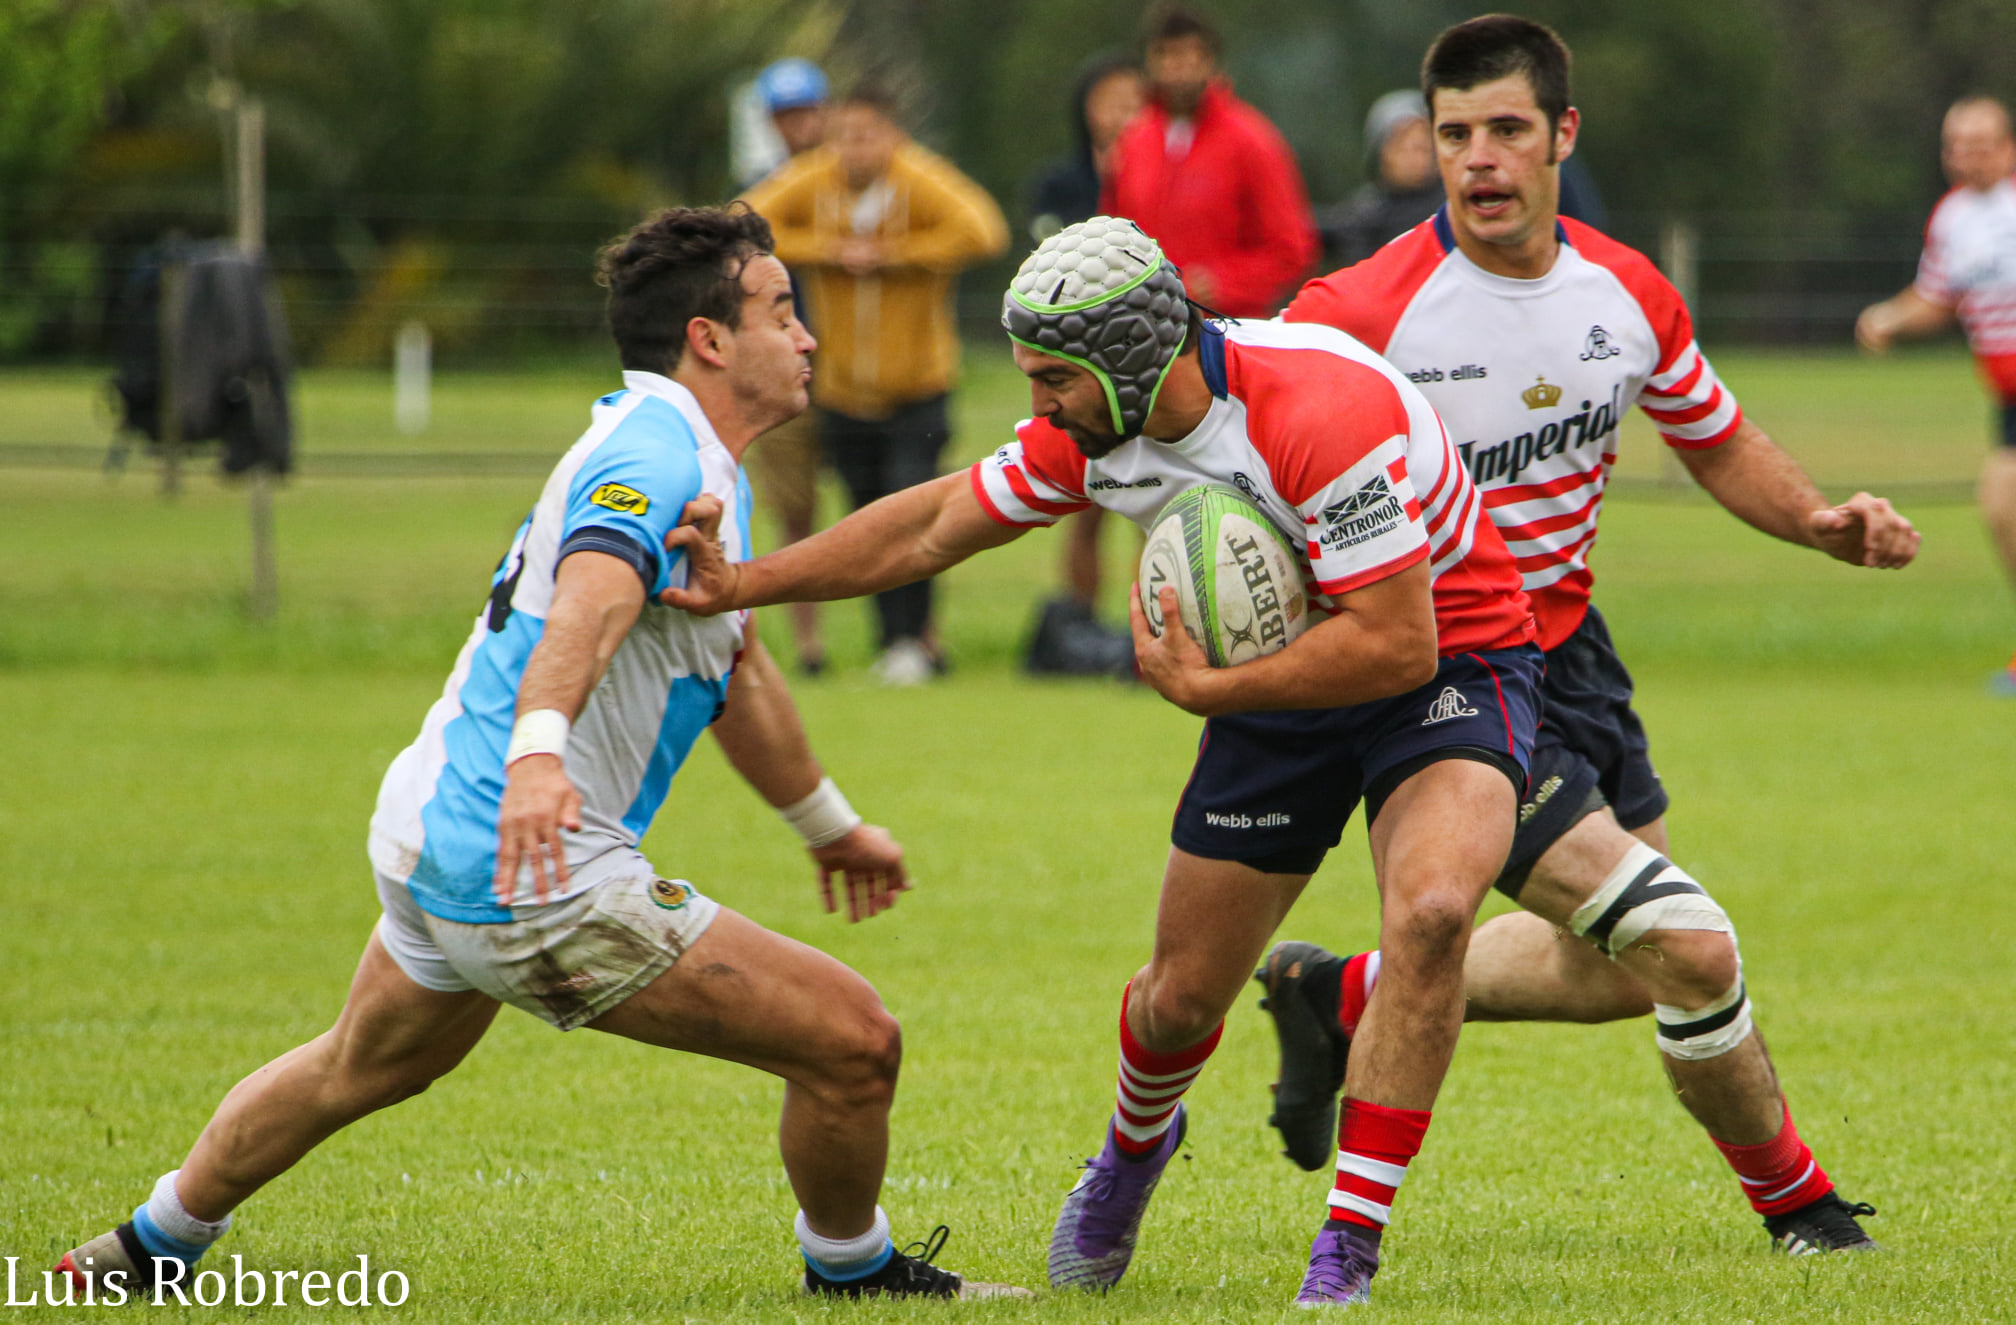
[{"xmin": 1521, "ymin": 375, "xmax": 1562, "ymax": 410}]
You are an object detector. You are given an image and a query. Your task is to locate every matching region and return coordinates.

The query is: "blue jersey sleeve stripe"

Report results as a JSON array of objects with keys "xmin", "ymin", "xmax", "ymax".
[{"xmin": 559, "ymin": 525, "xmax": 657, "ymax": 588}]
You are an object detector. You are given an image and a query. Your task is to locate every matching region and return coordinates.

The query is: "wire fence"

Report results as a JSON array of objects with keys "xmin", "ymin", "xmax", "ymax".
[{"xmin": 0, "ymin": 195, "xmax": 1978, "ymax": 500}]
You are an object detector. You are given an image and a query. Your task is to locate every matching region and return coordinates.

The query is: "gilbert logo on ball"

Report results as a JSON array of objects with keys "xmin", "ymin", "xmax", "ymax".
[{"xmin": 1140, "ymin": 485, "xmax": 1307, "ymax": 668}]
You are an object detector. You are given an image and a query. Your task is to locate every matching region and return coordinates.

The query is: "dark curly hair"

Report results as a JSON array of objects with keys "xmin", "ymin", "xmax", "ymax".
[{"xmin": 596, "ymin": 203, "xmax": 776, "ymax": 374}]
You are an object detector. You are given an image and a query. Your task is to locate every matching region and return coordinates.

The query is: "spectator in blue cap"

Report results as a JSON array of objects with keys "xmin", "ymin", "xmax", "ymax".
[{"xmin": 759, "ymin": 58, "xmax": 830, "ymax": 159}]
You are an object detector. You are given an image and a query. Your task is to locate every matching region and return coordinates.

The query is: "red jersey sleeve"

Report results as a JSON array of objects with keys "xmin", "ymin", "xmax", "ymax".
[
  {"xmin": 1565, "ymin": 219, "xmax": 1743, "ymax": 450},
  {"xmin": 1283, "ymin": 221, "xmax": 1446, "ymax": 355},
  {"xmin": 1230, "ymin": 343, "xmax": 1429, "ymax": 596},
  {"xmin": 969, "ymin": 418, "xmax": 1092, "ymax": 527}
]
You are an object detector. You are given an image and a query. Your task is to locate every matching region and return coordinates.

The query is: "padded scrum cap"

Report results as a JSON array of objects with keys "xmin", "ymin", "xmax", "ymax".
[{"xmin": 1002, "ymin": 216, "xmax": 1189, "ymax": 439}]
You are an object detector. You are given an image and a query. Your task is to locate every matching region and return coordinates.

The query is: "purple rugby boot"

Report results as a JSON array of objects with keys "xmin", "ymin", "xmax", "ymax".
[
  {"xmin": 1294, "ymin": 1223, "xmax": 1381, "ymax": 1308},
  {"xmin": 1046, "ymin": 1105, "xmax": 1187, "ymax": 1290}
]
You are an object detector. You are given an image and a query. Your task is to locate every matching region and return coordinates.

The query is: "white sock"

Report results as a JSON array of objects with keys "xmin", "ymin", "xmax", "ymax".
[
  {"xmin": 136, "ymin": 1170, "xmax": 230, "ymax": 1257},
  {"xmin": 795, "ymin": 1206, "xmax": 891, "ymax": 1277}
]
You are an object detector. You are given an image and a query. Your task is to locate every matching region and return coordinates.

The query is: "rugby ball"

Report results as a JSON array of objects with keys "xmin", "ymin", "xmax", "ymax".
[{"xmin": 1138, "ymin": 485, "xmax": 1308, "ymax": 667}]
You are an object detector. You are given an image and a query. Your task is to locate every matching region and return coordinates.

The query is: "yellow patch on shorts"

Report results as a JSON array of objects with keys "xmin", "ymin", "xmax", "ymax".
[
  {"xmin": 590, "ymin": 482, "xmax": 650, "ymax": 515},
  {"xmin": 649, "ymin": 878, "xmax": 694, "ymax": 910}
]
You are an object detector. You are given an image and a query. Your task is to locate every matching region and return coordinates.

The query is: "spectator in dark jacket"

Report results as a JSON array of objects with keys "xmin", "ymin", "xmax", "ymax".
[
  {"xmin": 1318, "ymin": 90, "xmax": 1444, "ymax": 269},
  {"xmin": 1019, "ymin": 55, "xmax": 1149, "ymax": 678},
  {"xmin": 1028, "ymin": 56, "xmax": 1147, "ymax": 243},
  {"xmin": 1101, "ymin": 5, "xmax": 1317, "ymax": 317},
  {"xmin": 1319, "ymin": 89, "xmax": 1609, "ymax": 271}
]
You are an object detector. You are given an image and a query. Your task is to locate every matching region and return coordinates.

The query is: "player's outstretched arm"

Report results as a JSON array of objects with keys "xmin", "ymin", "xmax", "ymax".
[
  {"xmin": 1130, "ymin": 559, "xmax": 1439, "ymax": 717},
  {"xmin": 1855, "ymin": 287, "xmax": 1954, "ymax": 353},
  {"xmin": 1678, "ymin": 418, "xmax": 1920, "ymax": 569},
  {"xmin": 660, "ymin": 472, "xmax": 1025, "ymax": 616},
  {"xmin": 710, "ymin": 638, "xmax": 908, "ymax": 922},
  {"xmin": 494, "ymin": 549, "xmax": 646, "ymax": 904}
]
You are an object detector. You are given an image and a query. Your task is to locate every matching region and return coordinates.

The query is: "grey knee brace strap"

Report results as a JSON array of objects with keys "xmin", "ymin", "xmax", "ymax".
[{"xmin": 1570, "ymin": 840, "xmax": 1754, "ymax": 1060}]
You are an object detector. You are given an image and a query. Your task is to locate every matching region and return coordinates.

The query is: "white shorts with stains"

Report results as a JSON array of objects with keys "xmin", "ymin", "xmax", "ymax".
[{"xmin": 373, "ymin": 857, "xmax": 720, "ymax": 1030}]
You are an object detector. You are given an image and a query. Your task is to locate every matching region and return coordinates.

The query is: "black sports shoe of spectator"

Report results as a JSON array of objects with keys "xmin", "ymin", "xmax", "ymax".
[
  {"xmin": 1764, "ymin": 1193, "xmax": 1879, "ymax": 1254},
  {"xmin": 1255, "ymin": 941, "xmax": 1352, "ymax": 1172},
  {"xmin": 803, "ymin": 1225, "xmax": 1031, "ymax": 1299}
]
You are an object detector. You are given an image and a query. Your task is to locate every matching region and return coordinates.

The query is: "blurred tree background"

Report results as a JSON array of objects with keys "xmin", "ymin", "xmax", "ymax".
[{"xmin": 8, "ymin": 0, "xmax": 2016, "ymax": 364}]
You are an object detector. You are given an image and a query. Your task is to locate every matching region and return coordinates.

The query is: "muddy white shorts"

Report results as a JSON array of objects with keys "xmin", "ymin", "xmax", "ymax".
[{"xmin": 373, "ymin": 856, "xmax": 721, "ymax": 1031}]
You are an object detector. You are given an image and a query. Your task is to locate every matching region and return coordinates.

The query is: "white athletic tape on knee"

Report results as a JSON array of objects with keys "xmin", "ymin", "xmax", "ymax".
[
  {"xmin": 1654, "ymin": 974, "xmax": 1755, "ymax": 1060},
  {"xmin": 1569, "ymin": 842, "xmax": 1732, "ymax": 956}
]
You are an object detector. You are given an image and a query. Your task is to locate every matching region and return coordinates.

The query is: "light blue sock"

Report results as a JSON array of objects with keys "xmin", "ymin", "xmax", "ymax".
[{"xmin": 130, "ymin": 1171, "xmax": 229, "ymax": 1268}]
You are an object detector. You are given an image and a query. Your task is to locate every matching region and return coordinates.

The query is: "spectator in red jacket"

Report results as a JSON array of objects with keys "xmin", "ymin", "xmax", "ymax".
[{"xmin": 1100, "ymin": 4, "xmax": 1318, "ymax": 317}]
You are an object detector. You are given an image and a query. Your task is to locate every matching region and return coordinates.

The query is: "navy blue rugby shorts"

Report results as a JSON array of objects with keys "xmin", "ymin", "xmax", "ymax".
[{"xmin": 1170, "ymin": 644, "xmax": 1543, "ymax": 876}]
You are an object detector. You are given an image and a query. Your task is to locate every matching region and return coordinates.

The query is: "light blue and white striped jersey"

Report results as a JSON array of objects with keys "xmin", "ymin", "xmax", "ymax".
[{"xmin": 369, "ymin": 372, "xmax": 753, "ymax": 923}]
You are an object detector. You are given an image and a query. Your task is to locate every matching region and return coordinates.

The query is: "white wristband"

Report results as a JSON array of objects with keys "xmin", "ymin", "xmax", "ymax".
[
  {"xmin": 779, "ymin": 777, "xmax": 862, "ymax": 848},
  {"xmin": 506, "ymin": 709, "xmax": 571, "ymax": 766}
]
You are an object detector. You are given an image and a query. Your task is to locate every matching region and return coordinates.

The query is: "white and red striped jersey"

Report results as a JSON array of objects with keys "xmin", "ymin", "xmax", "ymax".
[
  {"xmin": 1287, "ymin": 211, "xmax": 1742, "ymax": 649},
  {"xmin": 1914, "ymin": 177, "xmax": 2016, "ymax": 357},
  {"xmin": 971, "ymin": 318, "xmax": 1535, "ymax": 658}
]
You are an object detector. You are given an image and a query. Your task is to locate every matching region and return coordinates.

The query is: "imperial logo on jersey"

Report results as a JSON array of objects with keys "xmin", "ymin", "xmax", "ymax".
[
  {"xmin": 967, "ymin": 318, "xmax": 1536, "ymax": 659},
  {"xmin": 1459, "ymin": 384, "xmax": 1623, "ymax": 486},
  {"xmin": 1287, "ymin": 208, "xmax": 1744, "ymax": 650},
  {"xmin": 589, "ymin": 482, "xmax": 650, "ymax": 514}
]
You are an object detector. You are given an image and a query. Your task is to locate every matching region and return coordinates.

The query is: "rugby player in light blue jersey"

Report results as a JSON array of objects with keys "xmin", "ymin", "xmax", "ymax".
[{"xmin": 56, "ymin": 205, "xmax": 1026, "ymax": 1304}]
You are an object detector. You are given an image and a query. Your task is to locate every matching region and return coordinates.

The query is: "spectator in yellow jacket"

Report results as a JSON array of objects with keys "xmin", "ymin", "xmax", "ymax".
[{"xmin": 744, "ymin": 83, "xmax": 1009, "ymax": 684}]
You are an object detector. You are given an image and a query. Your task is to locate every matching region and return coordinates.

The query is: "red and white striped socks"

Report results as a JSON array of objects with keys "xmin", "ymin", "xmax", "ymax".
[
  {"xmin": 1713, "ymin": 1106, "xmax": 1833, "ymax": 1216},
  {"xmin": 1327, "ymin": 1099, "xmax": 1431, "ymax": 1229},
  {"xmin": 1111, "ymin": 983, "xmax": 1222, "ymax": 1157}
]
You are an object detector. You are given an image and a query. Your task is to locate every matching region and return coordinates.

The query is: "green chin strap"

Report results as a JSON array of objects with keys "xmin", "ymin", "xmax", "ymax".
[{"xmin": 1007, "ymin": 320, "xmax": 1189, "ymax": 440}]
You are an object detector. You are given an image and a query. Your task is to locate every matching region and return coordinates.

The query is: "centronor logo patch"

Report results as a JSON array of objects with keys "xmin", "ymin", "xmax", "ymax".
[
  {"xmin": 1421, "ymin": 686, "xmax": 1480, "ymax": 726},
  {"xmin": 590, "ymin": 482, "xmax": 650, "ymax": 514},
  {"xmin": 649, "ymin": 878, "xmax": 694, "ymax": 910},
  {"xmin": 1318, "ymin": 474, "xmax": 1407, "ymax": 551}
]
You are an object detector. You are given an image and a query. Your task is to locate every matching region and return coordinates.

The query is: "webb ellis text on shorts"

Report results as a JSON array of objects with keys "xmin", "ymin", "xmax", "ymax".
[{"xmin": 10, "ymin": 1254, "xmax": 410, "ymax": 1307}]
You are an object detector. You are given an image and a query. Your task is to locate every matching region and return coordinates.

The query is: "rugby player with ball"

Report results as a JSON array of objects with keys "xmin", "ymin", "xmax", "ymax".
[{"xmin": 663, "ymin": 217, "xmax": 1542, "ymax": 1306}]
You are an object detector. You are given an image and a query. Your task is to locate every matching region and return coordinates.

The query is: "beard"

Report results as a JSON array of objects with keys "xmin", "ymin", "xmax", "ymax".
[{"xmin": 1059, "ymin": 416, "xmax": 1127, "ymax": 459}]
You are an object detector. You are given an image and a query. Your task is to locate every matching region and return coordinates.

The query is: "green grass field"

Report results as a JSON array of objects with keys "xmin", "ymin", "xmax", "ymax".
[{"xmin": 2, "ymin": 346, "xmax": 2012, "ymax": 1321}]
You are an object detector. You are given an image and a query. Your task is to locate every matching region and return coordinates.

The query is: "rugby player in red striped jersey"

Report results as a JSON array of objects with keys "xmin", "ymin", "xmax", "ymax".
[
  {"xmin": 666, "ymin": 216, "xmax": 1546, "ymax": 1305},
  {"xmin": 1267, "ymin": 14, "xmax": 1917, "ymax": 1257}
]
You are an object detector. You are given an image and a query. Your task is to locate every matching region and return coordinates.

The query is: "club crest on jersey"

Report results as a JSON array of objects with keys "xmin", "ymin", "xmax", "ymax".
[
  {"xmin": 1318, "ymin": 474, "xmax": 1407, "ymax": 551},
  {"xmin": 1521, "ymin": 375, "xmax": 1563, "ymax": 410},
  {"xmin": 1580, "ymin": 325, "xmax": 1621, "ymax": 361},
  {"xmin": 649, "ymin": 878, "xmax": 694, "ymax": 910},
  {"xmin": 1421, "ymin": 686, "xmax": 1480, "ymax": 726},
  {"xmin": 590, "ymin": 482, "xmax": 650, "ymax": 514}
]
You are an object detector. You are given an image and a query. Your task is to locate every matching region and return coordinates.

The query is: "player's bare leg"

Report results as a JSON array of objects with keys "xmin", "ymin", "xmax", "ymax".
[
  {"xmin": 1497, "ymin": 811, "xmax": 1784, "ymax": 1143},
  {"xmin": 1350, "ymin": 759, "xmax": 1515, "ymax": 1108},
  {"xmin": 586, "ymin": 907, "xmax": 901, "ymax": 1240},
  {"xmin": 1980, "ymin": 448, "xmax": 2016, "ymax": 689},
  {"xmin": 1284, "ymin": 758, "xmax": 1514, "ymax": 1306},
  {"xmin": 1065, "ymin": 505, "xmax": 1107, "ymax": 607},
  {"xmin": 777, "ymin": 508, "xmax": 827, "ymax": 674},
  {"xmin": 1302, "ymin": 807, "xmax": 1876, "ymax": 1252},
  {"xmin": 176, "ymin": 934, "xmax": 499, "ymax": 1221},
  {"xmin": 1049, "ymin": 850, "xmax": 1310, "ymax": 1290},
  {"xmin": 57, "ymin": 933, "xmax": 499, "ymax": 1293}
]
